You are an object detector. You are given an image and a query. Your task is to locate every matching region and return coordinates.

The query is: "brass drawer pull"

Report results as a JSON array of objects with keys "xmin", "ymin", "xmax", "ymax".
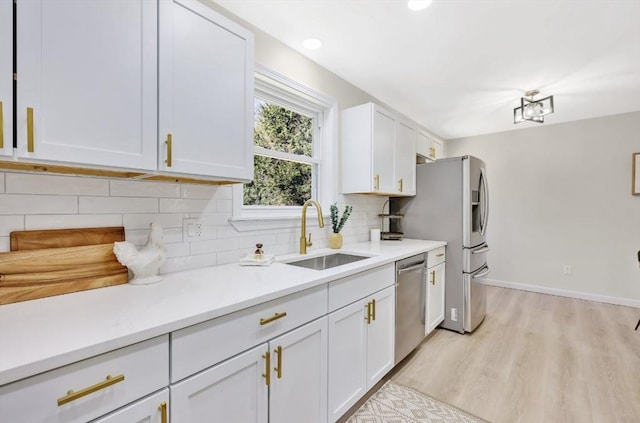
[
  {"xmin": 165, "ymin": 133, "xmax": 173, "ymax": 167},
  {"xmin": 274, "ymin": 345, "xmax": 283, "ymax": 379},
  {"xmin": 158, "ymin": 401, "xmax": 168, "ymax": 423},
  {"xmin": 436, "ymin": 253, "xmax": 444, "ymax": 257},
  {"xmin": 374, "ymin": 174, "xmax": 380, "ymax": 191},
  {"xmin": 27, "ymin": 107, "xmax": 34, "ymax": 152},
  {"xmin": 365, "ymin": 302, "xmax": 371, "ymax": 324},
  {"xmin": 57, "ymin": 374, "xmax": 125, "ymax": 406},
  {"xmin": 430, "ymin": 270, "xmax": 436, "ymax": 285},
  {"xmin": 262, "ymin": 351, "xmax": 271, "ymax": 386},
  {"xmin": 398, "ymin": 178, "xmax": 403, "ymax": 193},
  {"xmin": 371, "ymin": 298, "xmax": 376, "ymax": 321},
  {"xmin": 260, "ymin": 311, "xmax": 287, "ymax": 325}
]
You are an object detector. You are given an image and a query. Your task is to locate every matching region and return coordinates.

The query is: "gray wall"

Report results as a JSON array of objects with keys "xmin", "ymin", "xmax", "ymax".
[{"xmin": 447, "ymin": 112, "xmax": 640, "ymax": 305}]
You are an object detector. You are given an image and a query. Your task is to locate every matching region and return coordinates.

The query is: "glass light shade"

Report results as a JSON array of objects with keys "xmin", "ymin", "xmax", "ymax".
[{"xmin": 408, "ymin": 0, "xmax": 433, "ymax": 11}]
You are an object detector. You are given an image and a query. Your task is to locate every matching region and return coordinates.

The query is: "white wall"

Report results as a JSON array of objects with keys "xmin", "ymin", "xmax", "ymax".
[
  {"xmin": 447, "ymin": 112, "xmax": 640, "ymax": 305},
  {"xmin": 0, "ymin": 1, "xmax": 392, "ymax": 273}
]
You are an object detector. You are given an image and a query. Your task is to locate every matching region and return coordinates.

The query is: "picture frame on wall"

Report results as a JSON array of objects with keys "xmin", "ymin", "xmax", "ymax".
[{"xmin": 633, "ymin": 153, "xmax": 640, "ymax": 196}]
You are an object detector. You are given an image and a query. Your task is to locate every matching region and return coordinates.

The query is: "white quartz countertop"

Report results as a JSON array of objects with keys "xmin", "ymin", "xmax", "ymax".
[{"xmin": 0, "ymin": 239, "xmax": 445, "ymax": 385}]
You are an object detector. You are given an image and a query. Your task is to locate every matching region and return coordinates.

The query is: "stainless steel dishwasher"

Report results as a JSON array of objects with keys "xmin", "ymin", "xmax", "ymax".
[{"xmin": 395, "ymin": 253, "xmax": 427, "ymax": 364}]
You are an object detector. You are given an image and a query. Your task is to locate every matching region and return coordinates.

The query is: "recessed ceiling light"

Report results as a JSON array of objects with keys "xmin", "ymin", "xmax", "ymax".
[
  {"xmin": 407, "ymin": 0, "xmax": 433, "ymax": 11},
  {"xmin": 302, "ymin": 38, "xmax": 322, "ymax": 50}
]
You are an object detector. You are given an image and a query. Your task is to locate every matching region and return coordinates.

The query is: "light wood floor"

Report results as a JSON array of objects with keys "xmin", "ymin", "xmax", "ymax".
[{"xmin": 391, "ymin": 286, "xmax": 640, "ymax": 423}]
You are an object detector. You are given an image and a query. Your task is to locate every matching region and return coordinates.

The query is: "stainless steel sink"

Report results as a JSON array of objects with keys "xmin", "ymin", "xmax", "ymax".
[{"xmin": 285, "ymin": 253, "xmax": 369, "ymax": 270}]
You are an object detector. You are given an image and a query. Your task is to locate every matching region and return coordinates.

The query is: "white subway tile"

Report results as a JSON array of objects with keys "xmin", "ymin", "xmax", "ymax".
[
  {"xmin": 161, "ymin": 252, "xmax": 216, "ymax": 274},
  {"xmin": 0, "ymin": 236, "xmax": 9, "ymax": 252},
  {"xmin": 25, "ymin": 214, "xmax": 122, "ymax": 230},
  {"xmin": 181, "ymin": 184, "xmax": 221, "ymax": 199},
  {"xmin": 188, "ymin": 212, "xmax": 231, "ymax": 226},
  {"xmin": 165, "ymin": 242, "xmax": 190, "ymax": 258},
  {"xmin": 160, "ymin": 198, "xmax": 214, "ymax": 214},
  {"xmin": 79, "ymin": 196, "xmax": 158, "ymax": 214},
  {"xmin": 110, "ymin": 180, "xmax": 180, "ymax": 198},
  {"xmin": 216, "ymin": 199, "xmax": 232, "ymax": 212},
  {"xmin": 125, "ymin": 227, "xmax": 183, "ymax": 245},
  {"xmin": 0, "ymin": 173, "xmax": 4, "ymax": 193},
  {"xmin": 123, "ymin": 213, "xmax": 186, "ymax": 230},
  {"xmin": 0, "ymin": 194, "xmax": 78, "ymax": 215},
  {"xmin": 216, "ymin": 249, "xmax": 247, "ymax": 265},
  {"xmin": 0, "ymin": 215, "xmax": 24, "ymax": 236},
  {"xmin": 6, "ymin": 173, "xmax": 109, "ymax": 196}
]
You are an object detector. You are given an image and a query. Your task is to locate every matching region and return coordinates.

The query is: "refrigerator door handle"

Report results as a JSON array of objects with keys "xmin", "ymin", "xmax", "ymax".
[
  {"xmin": 471, "ymin": 245, "xmax": 490, "ymax": 254},
  {"xmin": 480, "ymin": 167, "xmax": 489, "ymax": 236},
  {"xmin": 472, "ymin": 265, "xmax": 491, "ymax": 279}
]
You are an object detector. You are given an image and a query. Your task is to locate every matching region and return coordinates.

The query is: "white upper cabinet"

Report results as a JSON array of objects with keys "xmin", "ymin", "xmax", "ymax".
[
  {"xmin": 395, "ymin": 120, "xmax": 417, "ymax": 195},
  {"xmin": 159, "ymin": 0, "xmax": 254, "ymax": 182},
  {"xmin": 16, "ymin": 0, "xmax": 158, "ymax": 170},
  {"xmin": 416, "ymin": 128, "xmax": 444, "ymax": 162},
  {"xmin": 341, "ymin": 102, "xmax": 415, "ymax": 196},
  {"xmin": 0, "ymin": 0, "xmax": 12, "ymax": 157}
]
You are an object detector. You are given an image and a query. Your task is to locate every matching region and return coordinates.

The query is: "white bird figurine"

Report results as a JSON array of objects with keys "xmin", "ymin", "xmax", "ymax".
[{"xmin": 113, "ymin": 222, "xmax": 167, "ymax": 285}]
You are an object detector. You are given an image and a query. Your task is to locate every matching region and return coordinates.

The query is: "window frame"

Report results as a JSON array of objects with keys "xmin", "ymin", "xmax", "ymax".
[{"xmin": 230, "ymin": 64, "xmax": 337, "ymax": 231}]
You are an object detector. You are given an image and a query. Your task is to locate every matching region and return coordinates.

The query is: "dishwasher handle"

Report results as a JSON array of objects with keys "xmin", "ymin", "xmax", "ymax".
[{"xmin": 397, "ymin": 261, "xmax": 426, "ymax": 275}]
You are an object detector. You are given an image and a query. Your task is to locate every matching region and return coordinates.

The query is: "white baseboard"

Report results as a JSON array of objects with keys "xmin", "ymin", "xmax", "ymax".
[{"xmin": 480, "ymin": 278, "xmax": 640, "ymax": 309}]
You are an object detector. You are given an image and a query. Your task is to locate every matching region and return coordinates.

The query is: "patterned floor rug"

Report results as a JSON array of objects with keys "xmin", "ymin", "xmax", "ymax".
[{"xmin": 347, "ymin": 380, "xmax": 489, "ymax": 423}]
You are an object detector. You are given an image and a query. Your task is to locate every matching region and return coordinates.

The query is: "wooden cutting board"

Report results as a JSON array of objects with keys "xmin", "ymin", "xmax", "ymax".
[{"xmin": 0, "ymin": 227, "xmax": 128, "ymax": 305}]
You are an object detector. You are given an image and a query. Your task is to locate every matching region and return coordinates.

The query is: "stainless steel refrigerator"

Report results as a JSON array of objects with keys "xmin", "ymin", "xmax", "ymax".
[{"xmin": 390, "ymin": 155, "xmax": 490, "ymax": 333}]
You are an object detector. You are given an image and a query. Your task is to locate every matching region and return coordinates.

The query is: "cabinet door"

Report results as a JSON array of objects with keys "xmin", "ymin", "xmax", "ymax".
[
  {"xmin": 16, "ymin": 0, "xmax": 157, "ymax": 170},
  {"xmin": 371, "ymin": 106, "xmax": 396, "ymax": 193},
  {"xmin": 92, "ymin": 389, "xmax": 169, "ymax": 423},
  {"xmin": 0, "ymin": 0, "xmax": 11, "ymax": 157},
  {"xmin": 427, "ymin": 262, "xmax": 446, "ymax": 334},
  {"xmin": 171, "ymin": 344, "xmax": 268, "ymax": 423},
  {"xmin": 327, "ymin": 300, "xmax": 367, "ymax": 422},
  {"xmin": 159, "ymin": 0, "xmax": 254, "ymax": 181},
  {"xmin": 366, "ymin": 285, "xmax": 395, "ymax": 389},
  {"xmin": 270, "ymin": 317, "xmax": 328, "ymax": 423},
  {"xmin": 395, "ymin": 120, "xmax": 416, "ymax": 195}
]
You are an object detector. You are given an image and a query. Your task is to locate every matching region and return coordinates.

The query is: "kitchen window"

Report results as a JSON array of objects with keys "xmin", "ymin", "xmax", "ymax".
[{"xmin": 231, "ymin": 65, "xmax": 337, "ymax": 229}]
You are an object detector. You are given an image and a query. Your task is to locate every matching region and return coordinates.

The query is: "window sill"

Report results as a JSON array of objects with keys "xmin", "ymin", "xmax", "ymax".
[{"xmin": 229, "ymin": 213, "xmax": 330, "ymax": 232}]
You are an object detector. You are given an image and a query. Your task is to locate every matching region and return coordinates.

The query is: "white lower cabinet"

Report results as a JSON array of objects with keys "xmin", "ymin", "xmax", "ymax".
[
  {"xmin": 171, "ymin": 317, "xmax": 328, "ymax": 423},
  {"xmin": 328, "ymin": 285, "xmax": 395, "ymax": 422},
  {"xmin": 0, "ymin": 336, "xmax": 169, "ymax": 423},
  {"xmin": 92, "ymin": 389, "xmax": 169, "ymax": 423},
  {"xmin": 171, "ymin": 344, "xmax": 268, "ymax": 423},
  {"xmin": 426, "ymin": 247, "xmax": 446, "ymax": 335}
]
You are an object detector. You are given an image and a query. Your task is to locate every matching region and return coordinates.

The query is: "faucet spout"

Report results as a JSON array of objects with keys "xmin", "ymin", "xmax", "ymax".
[{"xmin": 300, "ymin": 199, "xmax": 324, "ymax": 254}]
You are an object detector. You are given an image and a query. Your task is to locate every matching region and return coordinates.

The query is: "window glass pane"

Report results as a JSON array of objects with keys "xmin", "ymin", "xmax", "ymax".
[
  {"xmin": 244, "ymin": 156, "xmax": 312, "ymax": 206},
  {"xmin": 254, "ymin": 99, "xmax": 313, "ymax": 157}
]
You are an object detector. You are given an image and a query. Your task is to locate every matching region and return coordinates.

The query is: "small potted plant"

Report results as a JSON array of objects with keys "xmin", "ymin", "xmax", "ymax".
[{"xmin": 329, "ymin": 203, "xmax": 353, "ymax": 249}]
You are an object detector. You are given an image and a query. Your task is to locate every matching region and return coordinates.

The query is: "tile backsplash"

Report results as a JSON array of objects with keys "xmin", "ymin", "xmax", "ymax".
[{"xmin": 0, "ymin": 171, "xmax": 387, "ymax": 273}]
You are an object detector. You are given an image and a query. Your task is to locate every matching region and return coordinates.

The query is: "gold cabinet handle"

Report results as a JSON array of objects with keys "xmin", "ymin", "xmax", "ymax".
[
  {"xmin": 374, "ymin": 174, "xmax": 380, "ymax": 191},
  {"xmin": 430, "ymin": 270, "xmax": 436, "ymax": 285},
  {"xmin": 365, "ymin": 302, "xmax": 371, "ymax": 324},
  {"xmin": 0, "ymin": 101, "xmax": 4, "ymax": 149},
  {"xmin": 274, "ymin": 345, "xmax": 283, "ymax": 379},
  {"xmin": 260, "ymin": 311, "xmax": 287, "ymax": 325},
  {"xmin": 262, "ymin": 351, "xmax": 271, "ymax": 386},
  {"xmin": 371, "ymin": 298, "xmax": 376, "ymax": 321},
  {"xmin": 27, "ymin": 107, "xmax": 34, "ymax": 152},
  {"xmin": 165, "ymin": 133, "xmax": 173, "ymax": 167},
  {"xmin": 57, "ymin": 374, "xmax": 125, "ymax": 406},
  {"xmin": 429, "ymin": 146, "xmax": 435, "ymax": 158},
  {"xmin": 398, "ymin": 178, "xmax": 403, "ymax": 193},
  {"xmin": 158, "ymin": 401, "xmax": 168, "ymax": 423},
  {"xmin": 436, "ymin": 253, "xmax": 444, "ymax": 257}
]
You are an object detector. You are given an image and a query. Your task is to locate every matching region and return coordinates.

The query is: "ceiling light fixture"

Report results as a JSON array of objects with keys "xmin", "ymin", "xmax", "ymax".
[
  {"xmin": 302, "ymin": 38, "xmax": 322, "ymax": 50},
  {"xmin": 513, "ymin": 89, "xmax": 555, "ymax": 124},
  {"xmin": 407, "ymin": 0, "xmax": 433, "ymax": 11}
]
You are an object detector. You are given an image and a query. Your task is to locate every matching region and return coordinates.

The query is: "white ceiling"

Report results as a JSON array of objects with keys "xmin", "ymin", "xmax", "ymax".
[{"xmin": 215, "ymin": 0, "xmax": 640, "ymax": 140}]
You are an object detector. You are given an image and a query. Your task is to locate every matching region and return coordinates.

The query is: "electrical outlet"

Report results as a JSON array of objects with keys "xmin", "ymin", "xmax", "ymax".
[
  {"xmin": 563, "ymin": 265, "xmax": 572, "ymax": 275},
  {"xmin": 451, "ymin": 308, "xmax": 458, "ymax": 322},
  {"xmin": 184, "ymin": 218, "xmax": 204, "ymax": 240}
]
